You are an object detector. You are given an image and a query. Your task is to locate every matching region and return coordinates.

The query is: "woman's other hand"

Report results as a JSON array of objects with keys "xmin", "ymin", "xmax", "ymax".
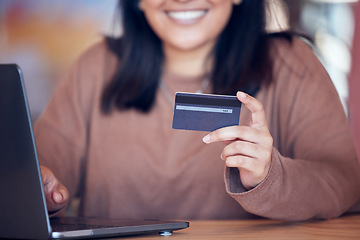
[
  {"xmin": 203, "ymin": 91, "xmax": 273, "ymax": 190},
  {"xmin": 40, "ymin": 166, "xmax": 69, "ymax": 216}
]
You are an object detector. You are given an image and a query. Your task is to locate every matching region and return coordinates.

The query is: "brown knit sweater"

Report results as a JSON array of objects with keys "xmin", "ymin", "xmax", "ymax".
[{"xmin": 34, "ymin": 37, "xmax": 360, "ymax": 221}]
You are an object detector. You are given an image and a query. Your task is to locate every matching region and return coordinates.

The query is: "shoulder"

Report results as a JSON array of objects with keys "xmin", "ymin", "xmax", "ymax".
[
  {"xmin": 65, "ymin": 38, "xmax": 119, "ymax": 95},
  {"xmin": 258, "ymin": 34, "xmax": 342, "ymax": 118},
  {"xmin": 55, "ymin": 38, "xmax": 119, "ymax": 119},
  {"xmin": 268, "ymin": 35, "xmax": 328, "ymax": 79},
  {"xmin": 260, "ymin": 35, "xmax": 344, "ymax": 124},
  {"xmin": 257, "ymin": 36, "xmax": 346, "ymax": 154},
  {"xmin": 74, "ymin": 38, "xmax": 118, "ymax": 75}
]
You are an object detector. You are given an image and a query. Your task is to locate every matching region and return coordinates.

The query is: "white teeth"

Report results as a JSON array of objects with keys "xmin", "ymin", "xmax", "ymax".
[{"xmin": 167, "ymin": 10, "xmax": 206, "ymax": 21}]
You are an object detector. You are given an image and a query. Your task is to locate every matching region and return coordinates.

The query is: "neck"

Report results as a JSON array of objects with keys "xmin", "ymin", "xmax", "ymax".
[{"xmin": 163, "ymin": 42, "xmax": 214, "ymax": 77}]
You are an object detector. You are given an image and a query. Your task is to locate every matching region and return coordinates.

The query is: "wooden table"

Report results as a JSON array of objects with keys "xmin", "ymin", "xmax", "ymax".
[{"xmin": 123, "ymin": 214, "xmax": 360, "ymax": 240}]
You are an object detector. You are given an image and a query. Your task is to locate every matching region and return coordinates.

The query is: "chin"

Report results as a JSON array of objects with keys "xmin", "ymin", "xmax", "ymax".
[{"xmin": 168, "ymin": 37, "xmax": 213, "ymax": 52}]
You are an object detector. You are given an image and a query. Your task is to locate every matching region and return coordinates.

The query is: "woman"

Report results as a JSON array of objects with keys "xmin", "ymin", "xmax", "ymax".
[{"xmin": 35, "ymin": 0, "xmax": 360, "ymax": 220}]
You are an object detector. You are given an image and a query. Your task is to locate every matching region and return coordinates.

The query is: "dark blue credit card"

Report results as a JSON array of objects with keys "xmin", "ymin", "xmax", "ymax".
[{"xmin": 172, "ymin": 92, "xmax": 241, "ymax": 132}]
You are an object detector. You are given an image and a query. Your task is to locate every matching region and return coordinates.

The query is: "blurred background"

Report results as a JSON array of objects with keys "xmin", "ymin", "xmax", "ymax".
[
  {"xmin": 0, "ymin": 0, "xmax": 119, "ymax": 119},
  {"xmin": 0, "ymin": 0, "xmax": 359, "ymax": 159}
]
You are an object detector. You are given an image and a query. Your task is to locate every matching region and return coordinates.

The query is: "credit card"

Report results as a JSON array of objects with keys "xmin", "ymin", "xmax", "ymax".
[{"xmin": 172, "ymin": 92, "xmax": 241, "ymax": 132}]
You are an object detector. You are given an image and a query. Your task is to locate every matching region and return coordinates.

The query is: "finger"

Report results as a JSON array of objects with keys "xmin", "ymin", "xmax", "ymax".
[
  {"xmin": 52, "ymin": 191, "xmax": 63, "ymax": 203},
  {"xmin": 221, "ymin": 140, "xmax": 268, "ymax": 160},
  {"xmin": 224, "ymin": 154, "xmax": 270, "ymax": 180},
  {"xmin": 224, "ymin": 155, "xmax": 254, "ymax": 170},
  {"xmin": 40, "ymin": 166, "xmax": 58, "ymax": 197},
  {"xmin": 203, "ymin": 125, "xmax": 264, "ymax": 144},
  {"xmin": 237, "ymin": 91, "xmax": 267, "ymax": 129},
  {"xmin": 40, "ymin": 166, "xmax": 69, "ymax": 211},
  {"xmin": 52, "ymin": 186, "xmax": 69, "ymax": 204},
  {"xmin": 225, "ymin": 155, "xmax": 270, "ymax": 189},
  {"xmin": 40, "ymin": 166, "xmax": 52, "ymax": 186},
  {"xmin": 47, "ymin": 184, "xmax": 69, "ymax": 213}
]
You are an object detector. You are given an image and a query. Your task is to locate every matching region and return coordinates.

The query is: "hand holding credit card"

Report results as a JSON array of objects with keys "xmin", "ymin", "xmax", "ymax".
[{"xmin": 172, "ymin": 92, "xmax": 241, "ymax": 132}]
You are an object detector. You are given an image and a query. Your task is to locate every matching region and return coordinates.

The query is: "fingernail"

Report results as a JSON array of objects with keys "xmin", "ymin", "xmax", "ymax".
[
  {"xmin": 237, "ymin": 91, "xmax": 246, "ymax": 99},
  {"xmin": 54, "ymin": 192, "xmax": 63, "ymax": 203},
  {"xmin": 220, "ymin": 154, "xmax": 224, "ymax": 160},
  {"xmin": 202, "ymin": 134, "xmax": 210, "ymax": 143}
]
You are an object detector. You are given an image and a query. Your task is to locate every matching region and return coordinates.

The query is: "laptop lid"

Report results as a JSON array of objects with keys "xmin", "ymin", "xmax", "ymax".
[
  {"xmin": 0, "ymin": 64, "xmax": 189, "ymax": 239},
  {"xmin": 0, "ymin": 64, "xmax": 52, "ymax": 239}
]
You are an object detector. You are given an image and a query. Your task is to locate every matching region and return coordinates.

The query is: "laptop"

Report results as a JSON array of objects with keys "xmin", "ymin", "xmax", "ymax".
[{"xmin": 0, "ymin": 64, "xmax": 189, "ymax": 239}]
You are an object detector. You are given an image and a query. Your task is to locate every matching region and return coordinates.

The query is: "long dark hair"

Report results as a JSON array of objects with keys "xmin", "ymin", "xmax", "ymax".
[{"xmin": 102, "ymin": 0, "xmax": 287, "ymax": 114}]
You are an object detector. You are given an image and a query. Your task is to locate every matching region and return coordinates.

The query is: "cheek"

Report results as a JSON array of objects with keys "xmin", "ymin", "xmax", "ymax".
[
  {"xmin": 139, "ymin": 0, "xmax": 164, "ymax": 9},
  {"xmin": 139, "ymin": 1, "xmax": 166, "ymax": 35},
  {"xmin": 209, "ymin": 0, "xmax": 235, "ymax": 5},
  {"xmin": 143, "ymin": 14, "xmax": 167, "ymax": 42},
  {"xmin": 208, "ymin": 4, "xmax": 234, "ymax": 37}
]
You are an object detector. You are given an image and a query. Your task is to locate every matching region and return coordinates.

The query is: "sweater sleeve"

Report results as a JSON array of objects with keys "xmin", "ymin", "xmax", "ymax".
[
  {"xmin": 225, "ymin": 38, "xmax": 360, "ymax": 221},
  {"xmin": 33, "ymin": 41, "xmax": 108, "ymax": 199}
]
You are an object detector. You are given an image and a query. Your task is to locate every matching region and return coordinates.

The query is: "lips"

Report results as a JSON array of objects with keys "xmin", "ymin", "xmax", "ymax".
[{"xmin": 166, "ymin": 10, "xmax": 207, "ymax": 21}]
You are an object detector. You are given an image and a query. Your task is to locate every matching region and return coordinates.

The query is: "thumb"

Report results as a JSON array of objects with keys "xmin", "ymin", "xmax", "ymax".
[
  {"xmin": 52, "ymin": 188, "xmax": 67, "ymax": 204},
  {"xmin": 40, "ymin": 166, "xmax": 69, "ymax": 212}
]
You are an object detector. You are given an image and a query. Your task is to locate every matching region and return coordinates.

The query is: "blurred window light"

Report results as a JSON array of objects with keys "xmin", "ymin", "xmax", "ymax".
[
  {"xmin": 299, "ymin": 0, "xmax": 356, "ymax": 115},
  {"xmin": 310, "ymin": 0, "xmax": 358, "ymax": 3}
]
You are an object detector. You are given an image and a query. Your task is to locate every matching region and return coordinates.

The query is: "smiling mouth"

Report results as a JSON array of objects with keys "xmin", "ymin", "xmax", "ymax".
[{"xmin": 166, "ymin": 10, "xmax": 207, "ymax": 21}]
